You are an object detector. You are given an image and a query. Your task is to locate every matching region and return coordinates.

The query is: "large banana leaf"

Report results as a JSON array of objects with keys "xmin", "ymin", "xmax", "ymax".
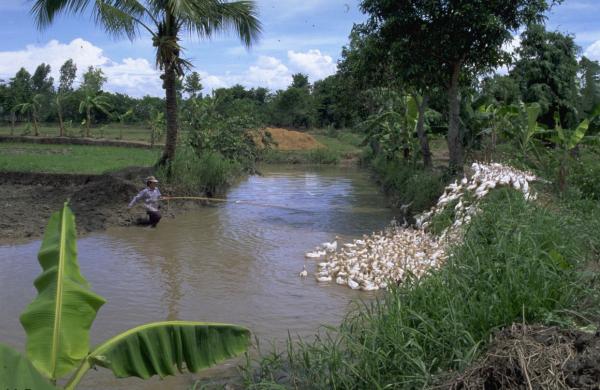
[
  {"xmin": 19, "ymin": 203, "xmax": 106, "ymax": 380},
  {"xmin": 66, "ymin": 321, "xmax": 250, "ymax": 388},
  {"xmin": 0, "ymin": 343, "xmax": 57, "ymax": 390},
  {"xmin": 569, "ymin": 119, "xmax": 589, "ymax": 150}
]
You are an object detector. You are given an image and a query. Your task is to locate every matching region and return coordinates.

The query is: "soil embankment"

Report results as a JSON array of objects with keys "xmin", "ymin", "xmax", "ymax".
[
  {"xmin": 1, "ymin": 168, "xmax": 155, "ymax": 242},
  {"xmin": 0, "ymin": 135, "xmax": 161, "ymax": 149}
]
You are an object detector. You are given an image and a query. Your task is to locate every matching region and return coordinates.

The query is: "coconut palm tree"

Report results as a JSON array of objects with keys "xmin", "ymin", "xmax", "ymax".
[
  {"xmin": 32, "ymin": 0, "xmax": 261, "ymax": 165},
  {"xmin": 14, "ymin": 94, "xmax": 43, "ymax": 136},
  {"xmin": 79, "ymin": 94, "xmax": 112, "ymax": 138}
]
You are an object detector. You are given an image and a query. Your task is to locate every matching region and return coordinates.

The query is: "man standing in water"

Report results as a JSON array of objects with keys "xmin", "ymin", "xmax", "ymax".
[{"xmin": 128, "ymin": 176, "xmax": 162, "ymax": 227}]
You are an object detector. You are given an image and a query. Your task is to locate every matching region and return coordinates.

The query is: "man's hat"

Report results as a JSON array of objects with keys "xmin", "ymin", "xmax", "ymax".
[{"xmin": 146, "ymin": 176, "xmax": 159, "ymax": 183}]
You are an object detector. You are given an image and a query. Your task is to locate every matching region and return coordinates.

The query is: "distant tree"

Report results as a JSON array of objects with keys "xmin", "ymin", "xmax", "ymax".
[
  {"xmin": 0, "ymin": 81, "xmax": 8, "ymax": 124},
  {"xmin": 81, "ymin": 66, "xmax": 106, "ymax": 94},
  {"xmin": 511, "ymin": 24, "xmax": 579, "ymax": 128},
  {"xmin": 479, "ymin": 75, "xmax": 522, "ymax": 106},
  {"xmin": 9, "ymin": 68, "xmax": 33, "ymax": 132},
  {"xmin": 31, "ymin": 63, "xmax": 54, "ymax": 95},
  {"xmin": 184, "ymin": 71, "xmax": 203, "ymax": 99},
  {"xmin": 15, "ymin": 94, "xmax": 44, "ymax": 136},
  {"xmin": 79, "ymin": 94, "xmax": 111, "ymax": 137},
  {"xmin": 271, "ymin": 76, "xmax": 316, "ymax": 128},
  {"xmin": 578, "ymin": 56, "xmax": 600, "ymax": 117},
  {"xmin": 359, "ymin": 0, "xmax": 559, "ymax": 172},
  {"xmin": 33, "ymin": 0, "xmax": 262, "ymax": 166},
  {"xmin": 313, "ymin": 74, "xmax": 356, "ymax": 128},
  {"xmin": 291, "ymin": 73, "xmax": 310, "ymax": 90},
  {"xmin": 115, "ymin": 108, "xmax": 134, "ymax": 140},
  {"xmin": 57, "ymin": 59, "xmax": 77, "ymax": 136}
]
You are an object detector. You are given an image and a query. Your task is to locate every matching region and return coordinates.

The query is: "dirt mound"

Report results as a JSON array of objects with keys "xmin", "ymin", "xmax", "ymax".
[
  {"xmin": 263, "ymin": 127, "xmax": 324, "ymax": 151},
  {"xmin": 445, "ymin": 324, "xmax": 600, "ymax": 389}
]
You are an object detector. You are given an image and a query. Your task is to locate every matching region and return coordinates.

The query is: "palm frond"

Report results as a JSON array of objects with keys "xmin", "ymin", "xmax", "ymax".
[
  {"xmin": 176, "ymin": 0, "xmax": 261, "ymax": 48},
  {"xmin": 31, "ymin": 0, "xmax": 92, "ymax": 29},
  {"xmin": 94, "ymin": 1, "xmax": 139, "ymax": 40}
]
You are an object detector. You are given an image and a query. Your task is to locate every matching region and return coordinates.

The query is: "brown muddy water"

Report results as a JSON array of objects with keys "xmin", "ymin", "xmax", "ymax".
[{"xmin": 0, "ymin": 165, "xmax": 395, "ymax": 389}]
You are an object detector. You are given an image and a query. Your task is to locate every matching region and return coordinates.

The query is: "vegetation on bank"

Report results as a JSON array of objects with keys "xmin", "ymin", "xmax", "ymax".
[{"xmin": 0, "ymin": 143, "xmax": 159, "ymax": 174}]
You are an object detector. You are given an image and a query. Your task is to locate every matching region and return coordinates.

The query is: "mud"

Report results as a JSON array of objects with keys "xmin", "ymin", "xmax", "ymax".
[
  {"xmin": 445, "ymin": 323, "xmax": 600, "ymax": 389},
  {"xmin": 0, "ymin": 167, "xmax": 164, "ymax": 242}
]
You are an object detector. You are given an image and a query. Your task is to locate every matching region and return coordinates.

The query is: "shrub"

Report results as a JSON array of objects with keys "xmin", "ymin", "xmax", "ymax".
[
  {"xmin": 371, "ymin": 156, "xmax": 447, "ymax": 213},
  {"xmin": 156, "ymin": 142, "xmax": 241, "ymax": 195}
]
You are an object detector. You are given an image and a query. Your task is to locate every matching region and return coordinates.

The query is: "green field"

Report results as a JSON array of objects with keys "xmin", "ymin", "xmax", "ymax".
[
  {"xmin": 311, "ymin": 130, "xmax": 364, "ymax": 157},
  {"xmin": 0, "ymin": 143, "xmax": 160, "ymax": 174}
]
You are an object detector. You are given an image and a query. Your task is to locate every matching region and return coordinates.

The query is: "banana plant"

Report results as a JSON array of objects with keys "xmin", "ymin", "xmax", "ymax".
[
  {"xmin": 476, "ymin": 103, "xmax": 520, "ymax": 161},
  {"xmin": 358, "ymin": 93, "xmax": 420, "ymax": 162},
  {"xmin": 0, "ymin": 203, "xmax": 250, "ymax": 389},
  {"xmin": 551, "ymin": 106, "xmax": 600, "ymax": 192},
  {"xmin": 14, "ymin": 93, "xmax": 44, "ymax": 136}
]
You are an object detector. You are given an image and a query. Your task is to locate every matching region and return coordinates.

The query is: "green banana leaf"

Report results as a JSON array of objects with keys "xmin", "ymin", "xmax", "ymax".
[
  {"xmin": 569, "ymin": 119, "xmax": 590, "ymax": 150},
  {"xmin": 0, "ymin": 343, "xmax": 58, "ymax": 390},
  {"xmin": 66, "ymin": 321, "xmax": 250, "ymax": 387},
  {"xmin": 19, "ymin": 203, "xmax": 106, "ymax": 380}
]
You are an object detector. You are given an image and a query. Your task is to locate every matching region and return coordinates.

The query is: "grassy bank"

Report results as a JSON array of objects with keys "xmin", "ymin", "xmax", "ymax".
[
  {"xmin": 242, "ymin": 186, "xmax": 600, "ymax": 388},
  {"xmin": 0, "ymin": 142, "xmax": 159, "ymax": 174}
]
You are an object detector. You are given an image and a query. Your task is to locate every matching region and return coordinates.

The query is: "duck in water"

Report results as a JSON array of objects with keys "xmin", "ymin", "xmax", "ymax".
[{"xmin": 128, "ymin": 176, "xmax": 162, "ymax": 227}]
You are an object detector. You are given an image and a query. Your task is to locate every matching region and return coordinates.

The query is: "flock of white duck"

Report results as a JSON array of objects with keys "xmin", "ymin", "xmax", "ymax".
[{"xmin": 301, "ymin": 162, "xmax": 539, "ymax": 291}]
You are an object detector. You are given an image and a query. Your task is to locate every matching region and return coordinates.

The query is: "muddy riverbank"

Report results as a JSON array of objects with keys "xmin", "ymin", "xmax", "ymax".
[{"xmin": 0, "ymin": 168, "xmax": 167, "ymax": 242}]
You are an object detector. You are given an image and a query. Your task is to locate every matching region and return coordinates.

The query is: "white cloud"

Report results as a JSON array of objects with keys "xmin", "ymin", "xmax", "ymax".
[
  {"xmin": 287, "ymin": 49, "xmax": 337, "ymax": 80},
  {"xmin": 0, "ymin": 39, "xmax": 339, "ymax": 97},
  {"xmin": 197, "ymin": 50, "xmax": 337, "ymax": 93},
  {"xmin": 245, "ymin": 56, "xmax": 293, "ymax": 89},
  {"xmin": 583, "ymin": 40, "xmax": 600, "ymax": 61},
  {"xmin": 0, "ymin": 38, "xmax": 161, "ymax": 97}
]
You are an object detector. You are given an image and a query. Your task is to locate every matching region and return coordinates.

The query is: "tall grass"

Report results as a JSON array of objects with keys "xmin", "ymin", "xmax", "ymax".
[
  {"xmin": 371, "ymin": 156, "xmax": 447, "ymax": 213},
  {"xmin": 156, "ymin": 142, "xmax": 241, "ymax": 195},
  {"xmin": 243, "ymin": 189, "xmax": 600, "ymax": 389}
]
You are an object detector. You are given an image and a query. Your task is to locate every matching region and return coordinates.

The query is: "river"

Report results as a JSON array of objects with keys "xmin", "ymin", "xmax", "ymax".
[{"xmin": 0, "ymin": 165, "xmax": 395, "ymax": 389}]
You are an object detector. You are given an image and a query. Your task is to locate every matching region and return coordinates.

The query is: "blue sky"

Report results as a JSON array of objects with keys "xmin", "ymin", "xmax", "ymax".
[{"xmin": 0, "ymin": 0, "xmax": 598, "ymax": 97}]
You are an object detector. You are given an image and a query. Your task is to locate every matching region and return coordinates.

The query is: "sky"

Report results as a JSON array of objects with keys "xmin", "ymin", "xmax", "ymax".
[{"xmin": 0, "ymin": 0, "xmax": 598, "ymax": 98}]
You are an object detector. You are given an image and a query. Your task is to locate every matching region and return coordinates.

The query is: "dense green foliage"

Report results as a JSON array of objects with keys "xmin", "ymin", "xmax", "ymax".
[{"xmin": 244, "ymin": 188, "xmax": 600, "ymax": 389}]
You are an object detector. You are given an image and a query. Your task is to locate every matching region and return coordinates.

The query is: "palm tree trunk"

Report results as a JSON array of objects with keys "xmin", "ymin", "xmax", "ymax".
[
  {"xmin": 86, "ymin": 107, "xmax": 91, "ymax": 138},
  {"xmin": 414, "ymin": 94, "xmax": 432, "ymax": 168},
  {"xmin": 10, "ymin": 111, "xmax": 15, "ymax": 136},
  {"xmin": 57, "ymin": 96, "xmax": 65, "ymax": 137},
  {"xmin": 160, "ymin": 64, "xmax": 178, "ymax": 166},
  {"xmin": 33, "ymin": 115, "xmax": 39, "ymax": 136},
  {"xmin": 447, "ymin": 62, "xmax": 463, "ymax": 173}
]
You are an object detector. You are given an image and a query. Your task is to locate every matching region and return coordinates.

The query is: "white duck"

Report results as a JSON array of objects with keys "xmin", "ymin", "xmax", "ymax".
[
  {"xmin": 322, "ymin": 236, "xmax": 339, "ymax": 252},
  {"xmin": 299, "ymin": 265, "xmax": 308, "ymax": 278}
]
